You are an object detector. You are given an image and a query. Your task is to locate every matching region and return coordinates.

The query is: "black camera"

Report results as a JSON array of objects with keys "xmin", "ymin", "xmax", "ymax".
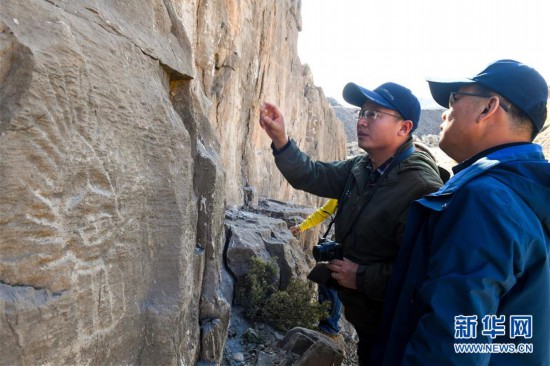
[{"xmin": 312, "ymin": 238, "xmax": 343, "ymax": 262}]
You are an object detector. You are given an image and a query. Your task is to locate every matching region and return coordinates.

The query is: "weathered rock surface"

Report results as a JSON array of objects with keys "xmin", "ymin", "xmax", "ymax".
[
  {"xmin": 222, "ymin": 201, "xmax": 356, "ymax": 366},
  {"xmin": 0, "ymin": 0, "xmax": 345, "ymax": 365},
  {"xmin": 224, "ymin": 199, "xmax": 316, "ymax": 291}
]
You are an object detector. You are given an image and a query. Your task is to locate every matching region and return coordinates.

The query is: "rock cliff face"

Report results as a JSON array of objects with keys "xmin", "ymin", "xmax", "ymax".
[{"xmin": 0, "ymin": 0, "xmax": 345, "ymax": 365}]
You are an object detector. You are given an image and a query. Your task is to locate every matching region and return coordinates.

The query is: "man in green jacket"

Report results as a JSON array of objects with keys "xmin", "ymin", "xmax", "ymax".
[{"xmin": 260, "ymin": 82, "xmax": 443, "ymax": 365}]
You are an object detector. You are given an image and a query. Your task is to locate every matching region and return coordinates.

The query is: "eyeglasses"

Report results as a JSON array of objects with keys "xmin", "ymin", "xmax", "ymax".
[
  {"xmin": 449, "ymin": 91, "xmax": 509, "ymax": 112},
  {"xmin": 357, "ymin": 109, "xmax": 402, "ymax": 121}
]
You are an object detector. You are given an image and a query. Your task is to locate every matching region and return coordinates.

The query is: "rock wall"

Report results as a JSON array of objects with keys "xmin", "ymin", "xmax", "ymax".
[
  {"xmin": 0, "ymin": 0, "xmax": 345, "ymax": 365},
  {"xmin": 181, "ymin": 0, "xmax": 346, "ymax": 206}
]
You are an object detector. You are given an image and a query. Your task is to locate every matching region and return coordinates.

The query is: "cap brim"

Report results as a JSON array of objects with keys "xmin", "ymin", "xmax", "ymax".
[
  {"xmin": 426, "ymin": 78, "xmax": 474, "ymax": 108},
  {"xmin": 342, "ymin": 82, "xmax": 394, "ymax": 110}
]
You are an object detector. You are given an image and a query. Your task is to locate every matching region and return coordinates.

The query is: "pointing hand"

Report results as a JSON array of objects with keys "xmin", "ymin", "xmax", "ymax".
[{"xmin": 259, "ymin": 102, "xmax": 289, "ymax": 149}]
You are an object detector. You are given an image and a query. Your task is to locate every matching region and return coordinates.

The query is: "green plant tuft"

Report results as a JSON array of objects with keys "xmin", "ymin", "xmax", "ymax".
[{"xmin": 236, "ymin": 256, "xmax": 330, "ymax": 332}]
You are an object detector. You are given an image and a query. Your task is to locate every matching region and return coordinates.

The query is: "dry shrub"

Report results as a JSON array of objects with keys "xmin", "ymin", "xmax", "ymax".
[{"xmin": 236, "ymin": 256, "xmax": 329, "ymax": 331}]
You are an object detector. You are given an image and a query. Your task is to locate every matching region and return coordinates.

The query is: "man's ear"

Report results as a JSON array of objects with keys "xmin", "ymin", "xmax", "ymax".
[
  {"xmin": 477, "ymin": 97, "xmax": 500, "ymax": 125},
  {"xmin": 481, "ymin": 97, "xmax": 500, "ymax": 116},
  {"xmin": 398, "ymin": 120, "xmax": 414, "ymax": 136}
]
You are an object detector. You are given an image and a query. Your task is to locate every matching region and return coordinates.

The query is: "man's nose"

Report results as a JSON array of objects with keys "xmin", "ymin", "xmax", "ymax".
[{"xmin": 440, "ymin": 110, "xmax": 449, "ymax": 130}]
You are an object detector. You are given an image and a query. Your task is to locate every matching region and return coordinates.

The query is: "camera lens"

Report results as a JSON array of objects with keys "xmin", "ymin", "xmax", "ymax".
[{"xmin": 312, "ymin": 245, "xmax": 322, "ymax": 261}]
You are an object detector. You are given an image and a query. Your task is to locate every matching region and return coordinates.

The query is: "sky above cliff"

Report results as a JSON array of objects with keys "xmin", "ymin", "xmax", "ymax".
[{"xmin": 298, "ymin": 0, "xmax": 550, "ymax": 108}]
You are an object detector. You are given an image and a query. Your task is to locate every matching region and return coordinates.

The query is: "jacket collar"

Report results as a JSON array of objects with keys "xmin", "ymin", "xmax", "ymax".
[
  {"xmin": 350, "ymin": 138, "xmax": 415, "ymax": 194},
  {"xmin": 452, "ymin": 142, "xmax": 531, "ymax": 175},
  {"xmin": 435, "ymin": 143, "xmax": 544, "ymax": 196}
]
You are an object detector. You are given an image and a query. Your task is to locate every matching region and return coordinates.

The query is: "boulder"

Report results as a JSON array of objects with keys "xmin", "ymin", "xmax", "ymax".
[{"xmin": 276, "ymin": 327, "xmax": 344, "ymax": 366}]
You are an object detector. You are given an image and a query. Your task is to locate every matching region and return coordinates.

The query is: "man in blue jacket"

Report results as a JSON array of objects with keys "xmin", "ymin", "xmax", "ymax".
[{"xmin": 377, "ymin": 59, "xmax": 549, "ymax": 365}]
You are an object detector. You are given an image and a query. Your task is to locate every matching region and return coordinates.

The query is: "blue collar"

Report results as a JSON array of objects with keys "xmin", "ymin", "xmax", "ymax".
[
  {"xmin": 439, "ymin": 143, "xmax": 544, "ymax": 195},
  {"xmin": 452, "ymin": 142, "xmax": 530, "ymax": 174}
]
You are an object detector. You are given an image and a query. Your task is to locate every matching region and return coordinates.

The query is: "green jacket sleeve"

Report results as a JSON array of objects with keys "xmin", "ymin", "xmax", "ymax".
[{"xmin": 274, "ymin": 139, "xmax": 353, "ymax": 198}]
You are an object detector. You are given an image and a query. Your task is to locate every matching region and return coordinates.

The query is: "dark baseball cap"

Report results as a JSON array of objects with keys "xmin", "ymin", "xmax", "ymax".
[
  {"xmin": 342, "ymin": 82, "xmax": 421, "ymax": 132},
  {"xmin": 427, "ymin": 59, "xmax": 548, "ymax": 133}
]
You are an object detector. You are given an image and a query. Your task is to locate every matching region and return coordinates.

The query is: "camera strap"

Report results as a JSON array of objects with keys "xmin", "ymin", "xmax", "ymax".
[{"xmin": 322, "ymin": 216, "xmax": 336, "ymax": 239}]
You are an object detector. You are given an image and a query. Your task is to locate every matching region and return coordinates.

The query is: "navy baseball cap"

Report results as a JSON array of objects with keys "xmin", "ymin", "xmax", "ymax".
[
  {"xmin": 427, "ymin": 59, "xmax": 548, "ymax": 133},
  {"xmin": 343, "ymin": 82, "xmax": 421, "ymax": 132}
]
